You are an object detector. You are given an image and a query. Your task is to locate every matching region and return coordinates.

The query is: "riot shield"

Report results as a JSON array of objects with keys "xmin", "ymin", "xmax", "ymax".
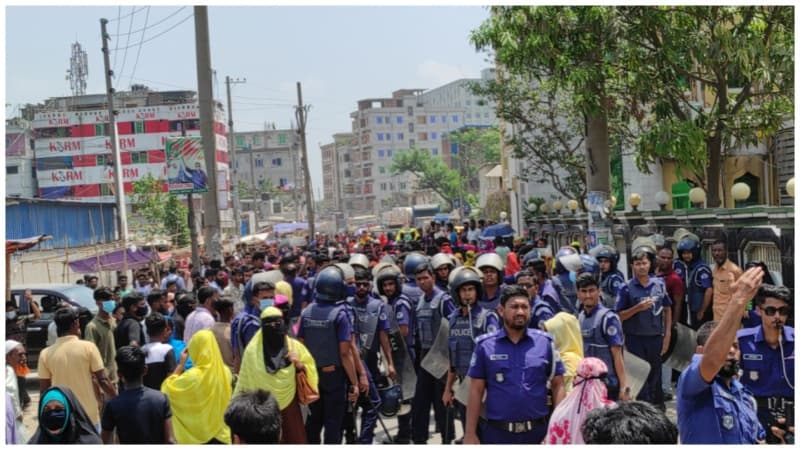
[
  {"xmin": 453, "ymin": 375, "xmax": 472, "ymax": 406},
  {"xmin": 421, "ymin": 319, "xmax": 451, "ymax": 380},
  {"xmin": 623, "ymin": 350, "xmax": 651, "ymax": 399},
  {"xmin": 662, "ymin": 322, "xmax": 697, "ymax": 372},
  {"xmin": 384, "ymin": 303, "xmax": 417, "ymax": 400}
]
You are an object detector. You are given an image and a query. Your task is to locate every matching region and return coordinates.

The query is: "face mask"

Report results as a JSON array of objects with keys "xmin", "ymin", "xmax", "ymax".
[
  {"xmin": 102, "ymin": 301, "xmax": 116, "ymax": 314},
  {"xmin": 42, "ymin": 408, "xmax": 67, "ymax": 432},
  {"xmin": 136, "ymin": 306, "xmax": 149, "ymax": 317},
  {"xmin": 6, "ymin": 311, "xmax": 17, "ymax": 320},
  {"xmin": 719, "ymin": 358, "xmax": 740, "ymax": 378},
  {"xmin": 259, "ymin": 298, "xmax": 275, "ymax": 311}
]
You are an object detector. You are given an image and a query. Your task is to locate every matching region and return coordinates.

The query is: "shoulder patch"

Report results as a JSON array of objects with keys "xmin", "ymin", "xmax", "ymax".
[
  {"xmin": 606, "ymin": 325, "xmax": 618, "ymax": 336},
  {"xmin": 529, "ymin": 328, "xmax": 554, "ymax": 341}
]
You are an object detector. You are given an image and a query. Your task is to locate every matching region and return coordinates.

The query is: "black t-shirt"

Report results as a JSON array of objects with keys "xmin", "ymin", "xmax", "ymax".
[
  {"xmin": 115, "ymin": 315, "xmax": 145, "ymax": 349},
  {"xmin": 101, "ymin": 385, "xmax": 172, "ymax": 444},
  {"xmin": 141, "ymin": 342, "xmax": 176, "ymax": 390}
]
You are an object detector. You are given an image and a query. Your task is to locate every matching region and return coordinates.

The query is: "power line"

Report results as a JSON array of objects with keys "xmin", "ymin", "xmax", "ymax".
[
  {"xmin": 233, "ymin": 94, "xmax": 294, "ymax": 103},
  {"xmin": 127, "ymin": 6, "xmax": 151, "ymax": 88},
  {"xmin": 110, "ymin": 6, "xmax": 187, "ymax": 37},
  {"xmin": 113, "ymin": 13, "xmax": 194, "ymax": 51},
  {"xmin": 116, "ymin": 6, "xmax": 137, "ymax": 83},
  {"xmin": 107, "ymin": 6, "xmax": 148, "ymax": 22},
  {"xmin": 112, "ymin": 6, "xmax": 121, "ymax": 73}
]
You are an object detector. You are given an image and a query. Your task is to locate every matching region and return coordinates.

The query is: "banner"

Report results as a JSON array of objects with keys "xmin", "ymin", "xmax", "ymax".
[{"xmin": 165, "ymin": 137, "xmax": 209, "ymax": 194}]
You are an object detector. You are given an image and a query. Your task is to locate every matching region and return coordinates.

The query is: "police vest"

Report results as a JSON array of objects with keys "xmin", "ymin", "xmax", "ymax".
[
  {"xmin": 552, "ymin": 273, "xmax": 578, "ymax": 315},
  {"xmin": 686, "ymin": 262, "xmax": 711, "ymax": 312},
  {"xmin": 347, "ymin": 296, "xmax": 383, "ymax": 356},
  {"xmin": 600, "ymin": 270, "xmax": 625, "ymax": 309},
  {"xmin": 579, "ymin": 305, "xmax": 618, "ymax": 387},
  {"xmin": 621, "ymin": 277, "xmax": 667, "ymax": 337},
  {"xmin": 300, "ymin": 302, "xmax": 343, "ymax": 368},
  {"xmin": 540, "ymin": 280, "xmax": 561, "ymax": 313},
  {"xmin": 416, "ymin": 290, "xmax": 447, "ymax": 350},
  {"xmin": 403, "ymin": 282, "xmax": 424, "ymax": 310},
  {"xmin": 448, "ymin": 308, "xmax": 492, "ymax": 377},
  {"xmin": 388, "ymin": 294, "xmax": 415, "ymax": 354},
  {"xmin": 530, "ymin": 298, "xmax": 555, "ymax": 330},
  {"xmin": 479, "ymin": 284, "xmax": 503, "ymax": 312}
]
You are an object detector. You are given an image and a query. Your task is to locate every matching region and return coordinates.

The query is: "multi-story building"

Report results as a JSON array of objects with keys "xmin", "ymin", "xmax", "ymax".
[
  {"xmin": 6, "ymin": 117, "xmax": 36, "ymax": 198},
  {"xmin": 25, "ymin": 89, "xmax": 230, "ymax": 211},
  {"xmin": 320, "ymin": 132, "xmax": 352, "ymax": 212},
  {"xmin": 420, "ymin": 68, "xmax": 498, "ymax": 127}
]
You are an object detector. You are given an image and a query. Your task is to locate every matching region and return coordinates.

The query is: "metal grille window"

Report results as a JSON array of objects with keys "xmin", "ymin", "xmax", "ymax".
[{"xmin": 743, "ymin": 241, "xmax": 783, "ymax": 286}]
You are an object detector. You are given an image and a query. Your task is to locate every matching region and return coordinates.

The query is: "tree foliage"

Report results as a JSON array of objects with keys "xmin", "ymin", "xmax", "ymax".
[
  {"xmin": 390, "ymin": 148, "xmax": 461, "ymax": 209},
  {"xmin": 448, "ymin": 126, "xmax": 501, "ymax": 193},
  {"xmin": 130, "ymin": 174, "xmax": 190, "ymax": 247}
]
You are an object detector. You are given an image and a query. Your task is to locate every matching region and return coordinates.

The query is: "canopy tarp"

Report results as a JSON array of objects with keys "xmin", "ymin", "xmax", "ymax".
[
  {"xmin": 6, "ymin": 235, "xmax": 53, "ymax": 253},
  {"xmin": 273, "ymin": 222, "xmax": 308, "ymax": 234},
  {"xmin": 68, "ymin": 248, "xmax": 169, "ymax": 273}
]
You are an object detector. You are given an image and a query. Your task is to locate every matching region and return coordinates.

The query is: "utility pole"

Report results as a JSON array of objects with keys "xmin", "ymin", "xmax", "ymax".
[
  {"xmin": 194, "ymin": 6, "xmax": 222, "ymax": 261},
  {"xmin": 225, "ymin": 75, "xmax": 245, "ymax": 239},
  {"xmin": 100, "ymin": 18, "xmax": 129, "ymax": 272},
  {"xmin": 181, "ymin": 123, "xmax": 200, "ymax": 269},
  {"xmin": 291, "ymin": 139, "xmax": 300, "ymax": 222},
  {"xmin": 295, "ymin": 82, "xmax": 315, "ymax": 237}
]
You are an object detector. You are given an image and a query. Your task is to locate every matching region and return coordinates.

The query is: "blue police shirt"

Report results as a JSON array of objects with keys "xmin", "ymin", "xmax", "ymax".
[
  {"xmin": 467, "ymin": 327, "xmax": 565, "ymax": 421},
  {"xmin": 582, "ymin": 304, "xmax": 624, "ymax": 347},
  {"xmin": 677, "ymin": 354, "xmax": 765, "ymax": 444},
  {"xmin": 615, "ymin": 275, "xmax": 671, "ymax": 337},
  {"xmin": 296, "ymin": 307, "xmax": 352, "ymax": 343},
  {"xmin": 529, "ymin": 296, "xmax": 555, "ymax": 330},
  {"xmin": 736, "ymin": 325, "xmax": 794, "ymax": 398},
  {"xmin": 390, "ymin": 294, "xmax": 415, "ymax": 350}
]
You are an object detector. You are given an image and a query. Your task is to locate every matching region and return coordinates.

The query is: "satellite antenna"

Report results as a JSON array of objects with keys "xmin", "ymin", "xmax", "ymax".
[{"xmin": 67, "ymin": 42, "xmax": 88, "ymax": 96}]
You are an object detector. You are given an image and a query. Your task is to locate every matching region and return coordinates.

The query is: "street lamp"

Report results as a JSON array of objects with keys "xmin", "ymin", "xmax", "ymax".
[
  {"xmin": 610, "ymin": 195, "xmax": 617, "ymax": 209},
  {"xmin": 552, "ymin": 200, "xmax": 563, "ymax": 214},
  {"xmin": 689, "ymin": 187, "xmax": 706, "ymax": 208},
  {"xmin": 567, "ymin": 199, "xmax": 579, "ymax": 215},
  {"xmin": 787, "ymin": 177, "xmax": 795, "ymax": 198},
  {"xmin": 628, "ymin": 193, "xmax": 641, "ymax": 212},
  {"xmin": 731, "ymin": 182, "xmax": 750, "ymax": 206},
  {"xmin": 539, "ymin": 203, "xmax": 549, "ymax": 214},
  {"xmin": 655, "ymin": 191, "xmax": 670, "ymax": 211}
]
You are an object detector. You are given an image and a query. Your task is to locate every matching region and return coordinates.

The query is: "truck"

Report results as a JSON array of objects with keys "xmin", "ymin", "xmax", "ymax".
[
  {"xmin": 382, "ymin": 207, "xmax": 413, "ymax": 229},
  {"xmin": 411, "ymin": 204, "xmax": 441, "ymax": 229}
]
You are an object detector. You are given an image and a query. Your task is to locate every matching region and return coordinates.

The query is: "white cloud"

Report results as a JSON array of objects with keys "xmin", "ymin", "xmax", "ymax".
[{"xmin": 416, "ymin": 60, "xmax": 474, "ymax": 87}]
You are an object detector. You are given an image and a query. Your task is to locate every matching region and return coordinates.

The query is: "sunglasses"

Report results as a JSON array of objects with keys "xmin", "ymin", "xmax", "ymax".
[
  {"xmin": 355, "ymin": 282, "xmax": 370, "ymax": 287},
  {"xmin": 762, "ymin": 306, "xmax": 790, "ymax": 316}
]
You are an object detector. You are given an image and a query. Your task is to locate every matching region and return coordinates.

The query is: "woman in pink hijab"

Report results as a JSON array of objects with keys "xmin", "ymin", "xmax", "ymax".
[{"xmin": 545, "ymin": 357, "xmax": 616, "ymax": 445}]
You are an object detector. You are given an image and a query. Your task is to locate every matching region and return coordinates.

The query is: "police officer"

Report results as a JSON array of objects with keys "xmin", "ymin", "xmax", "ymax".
[
  {"xmin": 442, "ymin": 267, "xmax": 500, "ymax": 439},
  {"xmin": 342, "ymin": 268, "xmax": 396, "ymax": 444},
  {"xmin": 526, "ymin": 251, "xmax": 562, "ymax": 316},
  {"xmin": 375, "ymin": 264, "xmax": 415, "ymax": 444},
  {"xmin": 476, "ymin": 252, "xmax": 505, "ymax": 311},
  {"xmin": 737, "ymin": 284, "xmax": 795, "ymax": 444},
  {"xmin": 431, "ymin": 253, "xmax": 457, "ymax": 292},
  {"xmin": 464, "ymin": 285, "xmax": 566, "ymax": 444},
  {"xmin": 677, "ymin": 266, "xmax": 766, "ymax": 444},
  {"xmin": 551, "ymin": 246, "xmax": 582, "ymax": 315},
  {"xmin": 402, "ymin": 252, "xmax": 428, "ymax": 310},
  {"xmin": 593, "ymin": 245, "xmax": 625, "ymax": 309},
  {"xmin": 673, "ymin": 236, "xmax": 713, "ymax": 330},
  {"xmin": 282, "ymin": 256, "xmax": 311, "ymax": 323},
  {"xmin": 616, "ymin": 246, "xmax": 672, "ymax": 410},
  {"xmin": 517, "ymin": 269, "xmax": 553, "ymax": 330},
  {"xmin": 296, "ymin": 265, "xmax": 360, "ymax": 444},
  {"xmin": 575, "ymin": 272, "xmax": 628, "ymax": 401},
  {"xmin": 412, "ymin": 262, "xmax": 457, "ymax": 444}
]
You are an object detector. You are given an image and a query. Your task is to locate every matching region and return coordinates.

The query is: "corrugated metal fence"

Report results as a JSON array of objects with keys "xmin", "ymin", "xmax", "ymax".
[{"xmin": 6, "ymin": 200, "xmax": 117, "ymax": 249}]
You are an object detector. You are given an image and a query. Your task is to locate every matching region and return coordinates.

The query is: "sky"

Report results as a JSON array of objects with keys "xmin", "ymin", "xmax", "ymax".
[{"xmin": 5, "ymin": 5, "xmax": 494, "ymax": 200}]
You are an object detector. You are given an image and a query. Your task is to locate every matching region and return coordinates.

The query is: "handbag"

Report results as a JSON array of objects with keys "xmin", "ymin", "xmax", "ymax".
[{"xmin": 292, "ymin": 340, "xmax": 319, "ymax": 405}]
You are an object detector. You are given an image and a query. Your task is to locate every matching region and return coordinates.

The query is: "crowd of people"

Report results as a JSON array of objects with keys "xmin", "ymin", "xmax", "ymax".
[{"xmin": 4, "ymin": 218, "xmax": 795, "ymax": 445}]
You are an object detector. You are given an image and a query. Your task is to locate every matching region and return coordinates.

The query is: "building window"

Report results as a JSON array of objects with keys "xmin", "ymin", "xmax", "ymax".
[
  {"xmin": 399, "ymin": 182, "xmax": 407, "ymax": 190},
  {"xmin": 255, "ymin": 158, "xmax": 264, "ymax": 168},
  {"xmin": 364, "ymin": 167, "xmax": 372, "ymax": 177},
  {"xmin": 671, "ymin": 180, "xmax": 692, "ymax": 210},
  {"xmin": 134, "ymin": 121, "xmax": 145, "ymax": 134},
  {"xmin": 407, "ymin": 106, "xmax": 413, "ymax": 116},
  {"xmin": 396, "ymin": 116, "xmax": 404, "ymax": 124},
  {"xmin": 386, "ymin": 133, "xmax": 392, "ymax": 141},
  {"xmin": 377, "ymin": 133, "xmax": 384, "ymax": 141},
  {"xmin": 467, "ymin": 113, "xmax": 472, "ymax": 119},
  {"xmin": 253, "ymin": 135, "xmax": 262, "ymax": 146},
  {"xmin": 378, "ymin": 149, "xmax": 385, "ymax": 158},
  {"xmin": 380, "ymin": 183, "xmax": 387, "ymax": 191},
  {"xmin": 397, "ymin": 133, "xmax": 404, "ymax": 141},
  {"xmin": 95, "ymin": 123, "xmax": 108, "ymax": 136},
  {"xmin": 343, "ymin": 154, "xmax": 350, "ymax": 162},
  {"xmin": 466, "ymin": 99, "xmax": 472, "ymax": 106},
  {"xmin": 409, "ymin": 139, "xmax": 415, "ymax": 147},
  {"xmin": 385, "ymin": 116, "xmax": 390, "ymax": 123},
  {"xmin": 484, "ymin": 112, "xmax": 489, "ymax": 118},
  {"xmin": 279, "ymin": 178, "xmax": 289, "ymax": 188},
  {"xmin": 344, "ymin": 169, "xmax": 351, "ymax": 178},
  {"xmin": 278, "ymin": 134, "xmax": 287, "ymax": 145},
  {"xmin": 431, "ymin": 132, "xmax": 438, "ymax": 140},
  {"xmin": 7, "ymin": 166, "xmax": 18, "ymax": 175},
  {"xmin": 236, "ymin": 136, "xmax": 246, "ymax": 148},
  {"xmin": 379, "ymin": 166, "xmax": 386, "ymax": 174},
  {"xmin": 452, "ymin": 115, "xmax": 459, "ymax": 123},
  {"xmin": 409, "ymin": 123, "xmax": 414, "ymax": 132},
  {"xmin": 430, "ymin": 115, "xmax": 437, "ymax": 123},
  {"xmin": 387, "ymin": 149, "xmax": 393, "ymax": 157},
  {"xmin": 431, "ymin": 148, "xmax": 438, "ymax": 155},
  {"xmin": 100, "ymin": 184, "xmax": 113, "ymax": 196},
  {"xmin": 441, "ymin": 115, "xmax": 447, "ymax": 123},
  {"xmin": 131, "ymin": 151, "xmax": 148, "ymax": 164},
  {"xmin": 376, "ymin": 116, "xmax": 383, "ymax": 124},
  {"xmin": 272, "ymin": 158, "xmax": 283, "ymax": 167}
]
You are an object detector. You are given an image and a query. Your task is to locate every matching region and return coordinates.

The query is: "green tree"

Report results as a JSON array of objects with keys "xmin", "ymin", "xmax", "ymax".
[
  {"xmin": 448, "ymin": 126, "xmax": 501, "ymax": 193},
  {"xmin": 618, "ymin": 6, "xmax": 793, "ymax": 207},
  {"xmin": 390, "ymin": 148, "xmax": 462, "ymax": 209},
  {"xmin": 130, "ymin": 174, "xmax": 190, "ymax": 247}
]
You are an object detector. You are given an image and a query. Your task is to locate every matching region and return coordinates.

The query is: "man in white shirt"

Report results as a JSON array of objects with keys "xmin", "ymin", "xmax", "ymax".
[{"xmin": 183, "ymin": 287, "xmax": 218, "ymax": 344}]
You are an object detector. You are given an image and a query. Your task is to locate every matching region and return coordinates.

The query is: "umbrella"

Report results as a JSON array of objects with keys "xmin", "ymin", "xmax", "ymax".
[{"xmin": 479, "ymin": 223, "xmax": 515, "ymax": 240}]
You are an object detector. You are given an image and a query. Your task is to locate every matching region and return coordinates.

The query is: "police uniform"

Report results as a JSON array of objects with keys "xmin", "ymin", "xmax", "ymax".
[
  {"xmin": 537, "ymin": 279, "xmax": 562, "ymax": 314},
  {"xmin": 467, "ymin": 327, "xmax": 565, "ymax": 444},
  {"xmin": 341, "ymin": 294, "xmax": 391, "ymax": 444},
  {"xmin": 387, "ymin": 291, "xmax": 415, "ymax": 442},
  {"xmin": 412, "ymin": 287, "xmax": 457, "ymax": 444},
  {"xmin": 479, "ymin": 284, "xmax": 505, "ymax": 312},
  {"xmin": 737, "ymin": 325, "xmax": 795, "ymax": 443},
  {"xmin": 551, "ymin": 272, "xmax": 578, "ymax": 315},
  {"xmin": 529, "ymin": 295, "xmax": 555, "ymax": 331},
  {"xmin": 297, "ymin": 298, "xmax": 353, "ymax": 444},
  {"xmin": 447, "ymin": 305, "xmax": 499, "ymax": 434},
  {"xmin": 288, "ymin": 276, "xmax": 311, "ymax": 321},
  {"xmin": 578, "ymin": 303, "xmax": 624, "ymax": 400},
  {"xmin": 599, "ymin": 269, "xmax": 625, "ymax": 309},
  {"xmin": 615, "ymin": 275, "xmax": 671, "ymax": 407},
  {"xmin": 677, "ymin": 354, "xmax": 765, "ymax": 444},
  {"xmin": 673, "ymin": 258, "xmax": 712, "ymax": 329}
]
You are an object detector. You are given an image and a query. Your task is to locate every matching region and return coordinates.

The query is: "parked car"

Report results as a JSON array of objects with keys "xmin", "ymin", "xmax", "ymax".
[{"xmin": 9, "ymin": 284, "xmax": 97, "ymax": 370}]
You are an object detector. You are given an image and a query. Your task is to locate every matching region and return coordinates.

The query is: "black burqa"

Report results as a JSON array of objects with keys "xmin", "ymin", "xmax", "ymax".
[{"xmin": 29, "ymin": 386, "xmax": 103, "ymax": 444}]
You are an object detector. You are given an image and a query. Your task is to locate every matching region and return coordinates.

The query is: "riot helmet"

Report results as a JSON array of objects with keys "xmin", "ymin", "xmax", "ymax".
[
  {"xmin": 449, "ymin": 266, "xmax": 484, "ymax": 306},
  {"xmin": 555, "ymin": 246, "xmax": 582, "ymax": 274},
  {"xmin": 314, "ymin": 265, "xmax": 347, "ymax": 303},
  {"xmin": 476, "ymin": 252, "xmax": 504, "ymax": 273},
  {"xmin": 578, "ymin": 254, "xmax": 601, "ymax": 277},
  {"xmin": 403, "ymin": 252, "xmax": 430, "ymax": 281},
  {"xmin": 348, "ymin": 253, "xmax": 370, "ymax": 271}
]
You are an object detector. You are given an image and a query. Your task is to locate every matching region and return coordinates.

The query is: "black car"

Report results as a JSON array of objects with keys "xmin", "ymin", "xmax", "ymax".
[{"xmin": 9, "ymin": 284, "xmax": 97, "ymax": 370}]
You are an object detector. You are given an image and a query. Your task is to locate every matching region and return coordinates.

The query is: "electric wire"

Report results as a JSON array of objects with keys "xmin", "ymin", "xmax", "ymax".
[
  {"xmin": 114, "ymin": 13, "xmax": 194, "ymax": 51},
  {"xmin": 127, "ymin": 6, "xmax": 151, "ymax": 88},
  {"xmin": 116, "ymin": 6, "xmax": 137, "ymax": 83},
  {"xmin": 112, "ymin": 6, "xmax": 121, "ymax": 73},
  {"xmin": 107, "ymin": 6, "xmax": 148, "ymax": 22},
  {"xmin": 110, "ymin": 6, "xmax": 187, "ymax": 37}
]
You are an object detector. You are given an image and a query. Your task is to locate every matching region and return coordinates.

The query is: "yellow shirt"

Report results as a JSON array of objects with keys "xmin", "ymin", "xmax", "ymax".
[
  {"xmin": 38, "ymin": 335, "xmax": 105, "ymax": 424},
  {"xmin": 712, "ymin": 260, "xmax": 743, "ymax": 321}
]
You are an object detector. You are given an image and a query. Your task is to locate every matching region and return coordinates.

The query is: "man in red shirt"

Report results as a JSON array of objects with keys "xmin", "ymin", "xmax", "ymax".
[{"xmin": 655, "ymin": 245, "xmax": 685, "ymax": 400}]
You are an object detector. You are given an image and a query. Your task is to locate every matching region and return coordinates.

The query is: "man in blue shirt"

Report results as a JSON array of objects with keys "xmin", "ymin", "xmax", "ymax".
[
  {"xmin": 616, "ymin": 246, "xmax": 672, "ymax": 410},
  {"xmin": 737, "ymin": 283, "xmax": 795, "ymax": 444},
  {"xmin": 464, "ymin": 285, "xmax": 565, "ymax": 444},
  {"xmin": 673, "ymin": 236, "xmax": 713, "ymax": 330},
  {"xmin": 230, "ymin": 281, "xmax": 275, "ymax": 373},
  {"xmin": 677, "ymin": 266, "xmax": 766, "ymax": 444}
]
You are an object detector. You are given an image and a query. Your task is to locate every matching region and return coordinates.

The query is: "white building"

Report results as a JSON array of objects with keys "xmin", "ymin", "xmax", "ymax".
[{"xmin": 5, "ymin": 117, "xmax": 36, "ymax": 198}]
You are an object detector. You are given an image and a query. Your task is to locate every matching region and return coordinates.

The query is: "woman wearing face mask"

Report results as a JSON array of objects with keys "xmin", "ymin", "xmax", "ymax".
[
  {"xmin": 545, "ymin": 357, "xmax": 616, "ymax": 445},
  {"xmin": 29, "ymin": 386, "xmax": 103, "ymax": 444},
  {"xmin": 161, "ymin": 330, "xmax": 232, "ymax": 444},
  {"xmin": 234, "ymin": 306, "xmax": 318, "ymax": 444}
]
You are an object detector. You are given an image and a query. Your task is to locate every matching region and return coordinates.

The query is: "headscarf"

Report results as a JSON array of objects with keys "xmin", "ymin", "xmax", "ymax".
[
  {"xmin": 464, "ymin": 250, "xmax": 477, "ymax": 267},
  {"xmin": 234, "ymin": 314, "xmax": 318, "ymax": 410},
  {"xmin": 161, "ymin": 330, "xmax": 232, "ymax": 444},
  {"xmin": 29, "ymin": 386, "xmax": 102, "ymax": 444},
  {"xmin": 260, "ymin": 307, "xmax": 289, "ymax": 373},
  {"xmin": 505, "ymin": 251, "xmax": 521, "ymax": 276},
  {"xmin": 543, "ymin": 312, "xmax": 584, "ymax": 393},
  {"xmin": 275, "ymin": 280, "xmax": 293, "ymax": 305},
  {"xmin": 546, "ymin": 357, "xmax": 616, "ymax": 445},
  {"xmin": 5, "ymin": 340, "xmax": 29, "ymax": 376},
  {"xmin": 5, "ymin": 340, "xmax": 21, "ymax": 355}
]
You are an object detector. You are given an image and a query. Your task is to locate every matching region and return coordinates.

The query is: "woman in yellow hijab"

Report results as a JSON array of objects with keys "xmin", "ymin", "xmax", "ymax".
[
  {"xmin": 161, "ymin": 329, "xmax": 232, "ymax": 444},
  {"xmin": 543, "ymin": 312, "xmax": 584, "ymax": 393},
  {"xmin": 234, "ymin": 306, "xmax": 317, "ymax": 444}
]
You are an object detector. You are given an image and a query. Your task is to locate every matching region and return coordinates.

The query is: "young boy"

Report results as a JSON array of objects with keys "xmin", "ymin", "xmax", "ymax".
[
  {"xmin": 101, "ymin": 346, "xmax": 175, "ymax": 444},
  {"xmin": 141, "ymin": 313, "xmax": 177, "ymax": 390}
]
